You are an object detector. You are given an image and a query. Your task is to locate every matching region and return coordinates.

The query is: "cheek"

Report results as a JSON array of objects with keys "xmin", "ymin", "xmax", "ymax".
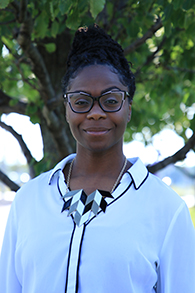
[
  {"xmin": 65, "ymin": 104, "xmax": 69, "ymax": 123},
  {"xmin": 66, "ymin": 118, "xmax": 78, "ymax": 141},
  {"xmin": 121, "ymin": 104, "xmax": 132, "ymax": 124},
  {"xmin": 114, "ymin": 115, "xmax": 129, "ymax": 136},
  {"xmin": 65, "ymin": 109, "xmax": 83, "ymax": 137},
  {"xmin": 66, "ymin": 113, "xmax": 69, "ymax": 124},
  {"xmin": 66, "ymin": 106, "xmax": 78, "ymax": 126}
]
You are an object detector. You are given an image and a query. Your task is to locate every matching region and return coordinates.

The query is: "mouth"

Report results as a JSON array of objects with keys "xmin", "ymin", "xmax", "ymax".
[{"xmin": 84, "ymin": 128, "xmax": 111, "ymax": 135}]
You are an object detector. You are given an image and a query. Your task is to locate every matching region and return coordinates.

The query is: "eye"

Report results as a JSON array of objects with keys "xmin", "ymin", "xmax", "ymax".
[
  {"xmin": 104, "ymin": 98, "xmax": 119, "ymax": 105},
  {"xmin": 74, "ymin": 99, "xmax": 90, "ymax": 106},
  {"xmin": 70, "ymin": 93, "xmax": 92, "ymax": 109},
  {"xmin": 101, "ymin": 93, "xmax": 121, "ymax": 107}
]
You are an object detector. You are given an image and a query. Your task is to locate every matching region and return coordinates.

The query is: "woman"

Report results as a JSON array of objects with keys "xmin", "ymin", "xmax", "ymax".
[{"xmin": 0, "ymin": 25, "xmax": 195, "ymax": 293}]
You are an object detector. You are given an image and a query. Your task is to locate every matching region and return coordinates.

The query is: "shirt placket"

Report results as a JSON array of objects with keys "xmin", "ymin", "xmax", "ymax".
[
  {"xmin": 57, "ymin": 168, "xmax": 133, "ymax": 292},
  {"xmin": 65, "ymin": 224, "xmax": 85, "ymax": 293}
]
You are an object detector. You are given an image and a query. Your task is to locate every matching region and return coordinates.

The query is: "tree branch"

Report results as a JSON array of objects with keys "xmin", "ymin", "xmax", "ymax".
[
  {"xmin": 0, "ymin": 169, "xmax": 20, "ymax": 192},
  {"xmin": 9, "ymin": 1, "xmax": 55, "ymax": 103},
  {"xmin": 19, "ymin": 0, "xmax": 28, "ymax": 23},
  {"xmin": 2, "ymin": 41, "xmax": 20, "ymax": 61},
  {"xmin": 0, "ymin": 121, "xmax": 36, "ymax": 178},
  {"xmin": 148, "ymin": 131, "xmax": 195, "ymax": 173},
  {"xmin": 124, "ymin": 17, "xmax": 163, "ymax": 55},
  {"xmin": 10, "ymin": 1, "xmax": 20, "ymax": 16},
  {"xmin": 164, "ymin": 66, "xmax": 195, "ymax": 74},
  {"xmin": 46, "ymin": 94, "xmax": 64, "ymax": 110},
  {"xmin": 41, "ymin": 106, "xmax": 75, "ymax": 156},
  {"xmin": 8, "ymin": 2, "xmax": 75, "ymax": 159},
  {"xmin": 14, "ymin": 9, "xmax": 56, "ymax": 103},
  {"xmin": 2, "ymin": 41, "xmax": 33, "ymax": 67},
  {"xmin": 0, "ymin": 90, "xmax": 27, "ymax": 115},
  {"xmin": 2, "ymin": 40, "xmax": 39, "ymax": 91},
  {"xmin": 0, "ymin": 19, "xmax": 15, "ymax": 25},
  {"xmin": 15, "ymin": 57, "xmax": 40, "ymax": 91},
  {"xmin": 135, "ymin": 36, "xmax": 166, "ymax": 76}
]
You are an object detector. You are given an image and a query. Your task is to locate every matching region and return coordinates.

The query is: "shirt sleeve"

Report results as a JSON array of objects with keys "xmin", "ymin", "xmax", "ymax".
[
  {"xmin": 157, "ymin": 202, "xmax": 195, "ymax": 293},
  {"xmin": 0, "ymin": 201, "xmax": 22, "ymax": 293}
]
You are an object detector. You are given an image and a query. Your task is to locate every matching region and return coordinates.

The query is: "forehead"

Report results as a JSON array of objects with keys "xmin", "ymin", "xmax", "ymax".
[{"xmin": 68, "ymin": 65, "xmax": 128, "ymax": 94}]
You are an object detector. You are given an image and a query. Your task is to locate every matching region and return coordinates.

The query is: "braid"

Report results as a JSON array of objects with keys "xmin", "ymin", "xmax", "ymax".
[{"xmin": 62, "ymin": 24, "xmax": 135, "ymax": 101}]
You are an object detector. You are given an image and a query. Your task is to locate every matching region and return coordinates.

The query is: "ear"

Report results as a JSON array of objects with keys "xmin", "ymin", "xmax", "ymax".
[{"xmin": 127, "ymin": 101, "xmax": 132, "ymax": 122}]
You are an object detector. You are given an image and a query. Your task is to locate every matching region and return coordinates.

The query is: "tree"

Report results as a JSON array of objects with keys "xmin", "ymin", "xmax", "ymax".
[{"xmin": 0, "ymin": 0, "xmax": 195, "ymax": 191}]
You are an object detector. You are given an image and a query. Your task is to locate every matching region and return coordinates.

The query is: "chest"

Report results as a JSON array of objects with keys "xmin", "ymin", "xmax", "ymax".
[{"xmin": 15, "ymin": 192, "xmax": 160, "ymax": 292}]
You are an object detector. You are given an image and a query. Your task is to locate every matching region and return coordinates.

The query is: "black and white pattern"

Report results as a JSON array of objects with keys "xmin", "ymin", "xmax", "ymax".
[{"xmin": 61, "ymin": 189, "xmax": 113, "ymax": 226}]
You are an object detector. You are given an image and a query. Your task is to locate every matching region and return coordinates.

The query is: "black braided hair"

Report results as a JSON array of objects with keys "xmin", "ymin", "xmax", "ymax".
[{"xmin": 62, "ymin": 24, "xmax": 135, "ymax": 101}]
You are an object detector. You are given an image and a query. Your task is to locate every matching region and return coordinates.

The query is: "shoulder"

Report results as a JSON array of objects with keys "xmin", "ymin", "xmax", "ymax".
[
  {"xmin": 127, "ymin": 157, "xmax": 185, "ymax": 211},
  {"xmin": 13, "ymin": 154, "xmax": 76, "ymax": 205},
  {"xmin": 127, "ymin": 158, "xmax": 193, "ymax": 242},
  {"xmin": 12, "ymin": 170, "xmax": 51, "ymax": 211}
]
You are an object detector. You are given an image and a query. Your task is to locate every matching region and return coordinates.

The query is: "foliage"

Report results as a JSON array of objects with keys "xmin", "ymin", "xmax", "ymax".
[{"xmin": 0, "ymin": 0, "xmax": 195, "ymax": 189}]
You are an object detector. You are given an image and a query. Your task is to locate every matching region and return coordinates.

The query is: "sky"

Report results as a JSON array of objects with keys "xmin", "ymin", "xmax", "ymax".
[{"xmin": 0, "ymin": 113, "xmax": 195, "ymax": 170}]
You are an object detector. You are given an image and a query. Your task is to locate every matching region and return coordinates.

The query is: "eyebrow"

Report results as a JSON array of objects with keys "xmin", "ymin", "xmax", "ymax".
[
  {"xmin": 66, "ymin": 87, "xmax": 123, "ymax": 96},
  {"xmin": 101, "ymin": 86, "xmax": 122, "ymax": 95}
]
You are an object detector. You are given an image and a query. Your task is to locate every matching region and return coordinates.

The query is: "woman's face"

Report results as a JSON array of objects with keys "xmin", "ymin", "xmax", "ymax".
[{"xmin": 65, "ymin": 65, "xmax": 132, "ymax": 154}]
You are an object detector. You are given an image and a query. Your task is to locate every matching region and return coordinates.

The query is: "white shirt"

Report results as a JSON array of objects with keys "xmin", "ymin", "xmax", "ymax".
[{"xmin": 0, "ymin": 155, "xmax": 195, "ymax": 293}]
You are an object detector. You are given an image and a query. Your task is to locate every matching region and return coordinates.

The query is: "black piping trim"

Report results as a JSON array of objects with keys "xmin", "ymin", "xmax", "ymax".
[
  {"xmin": 58, "ymin": 177, "xmax": 75, "ymax": 222},
  {"xmin": 62, "ymin": 170, "xmax": 149, "ymax": 292},
  {"xmin": 86, "ymin": 178, "xmax": 133, "ymax": 226},
  {"xmin": 48, "ymin": 168, "xmax": 61, "ymax": 185},
  {"xmin": 127, "ymin": 170, "xmax": 149, "ymax": 190},
  {"xmin": 65, "ymin": 223, "xmax": 76, "ymax": 293},
  {"xmin": 76, "ymin": 224, "xmax": 86, "ymax": 293},
  {"xmin": 57, "ymin": 177, "xmax": 65, "ymax": 200}
]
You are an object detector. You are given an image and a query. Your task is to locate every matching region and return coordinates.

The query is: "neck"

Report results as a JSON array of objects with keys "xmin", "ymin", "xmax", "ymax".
[
  {"xmin": 63, "ymin": 142, "xmax": 132, "ymax": 195},
  {"xmin": 74, "ymin": 148, "xmax": 126, "ymax": 176},
  {"xmin": 65, "ymin": 153, "xmax": 128, "ymax": 195}
]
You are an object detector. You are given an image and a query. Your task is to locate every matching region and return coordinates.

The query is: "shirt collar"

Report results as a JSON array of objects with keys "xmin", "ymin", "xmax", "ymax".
[
  {"xmin": 49, "ymin": 155, "xmax": 148, "ymax": 190},
  {"xmin": 127, "ymin": 157, "xmax": 149, "ymax": 189},
  {"xmin": 48, "ymin": 153, "xmax": 76, "ymax": 185}
]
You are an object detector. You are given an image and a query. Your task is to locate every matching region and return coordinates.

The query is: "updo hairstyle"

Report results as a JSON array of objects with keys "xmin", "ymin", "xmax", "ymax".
[{"xmin": 62, "ymin": 24, "xmax": 135, "ymax": 101}]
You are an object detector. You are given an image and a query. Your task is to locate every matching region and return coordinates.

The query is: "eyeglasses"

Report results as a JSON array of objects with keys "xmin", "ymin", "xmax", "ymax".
[{"xmin": 63, "ymin": 90, "xmax": 130, "ymax": 113}]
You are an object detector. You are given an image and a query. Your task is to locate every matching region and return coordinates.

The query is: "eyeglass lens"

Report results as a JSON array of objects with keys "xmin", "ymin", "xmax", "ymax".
[{"xmin": 68, "ymin": 92, "xmax": 124, "ymax": 113}]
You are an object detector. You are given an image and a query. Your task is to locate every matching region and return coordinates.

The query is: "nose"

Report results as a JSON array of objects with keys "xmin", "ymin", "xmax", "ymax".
[{"xmin": 86, "ymin": 101, "xmax": 107, "ymax": 120}]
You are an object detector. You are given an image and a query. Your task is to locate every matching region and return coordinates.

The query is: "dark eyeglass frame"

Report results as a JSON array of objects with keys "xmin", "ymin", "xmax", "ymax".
[{"xmin": 63, "ymin": 90, "xmax": 130, "ymax": 113}]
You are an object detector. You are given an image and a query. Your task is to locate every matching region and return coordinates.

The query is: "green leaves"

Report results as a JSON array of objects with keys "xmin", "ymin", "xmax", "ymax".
[
  {"xmin": 51, "ymin": 21, "xmax": 59, "ymax": 38},
  {"xmin": 182, "ymin": 0, "xmax": 194, "ymax": 10},
  {"xmin": 34, "ymin": 11, "xmax": 49, "ymax": 38},
  {"xmin": 89, "ymin": 0, "xmax": 106, "ymax": 19},
  {"xmin": 45, "ymin": 43, "xmax": 56, "ymax": 53},
  {"xmin": 172, "ymin": 0, "xmax": 183, "ymax": 10},
  {"xmin": 0, "ymin": 0, "xmax": 10, "ymax": 9},
  {"xmin": 0, "ymin": 0, "xmax": 195, "ymax": 169},
  {"xmin": 4, "ymin": 0, "xmax": 107, "ymax": 41},
  {"xmin": 66, "ymin": 7, "xmax": 81, "ymax": 30},
  {"xmin": 59, "ymin": 0, "xmax": 72, "ymax": 14}
]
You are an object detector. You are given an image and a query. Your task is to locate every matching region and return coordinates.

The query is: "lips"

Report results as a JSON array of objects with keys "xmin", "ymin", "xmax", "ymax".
[{"xmin": 84, "ymin": 127, "xmax": 111, "ymax": 135}]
